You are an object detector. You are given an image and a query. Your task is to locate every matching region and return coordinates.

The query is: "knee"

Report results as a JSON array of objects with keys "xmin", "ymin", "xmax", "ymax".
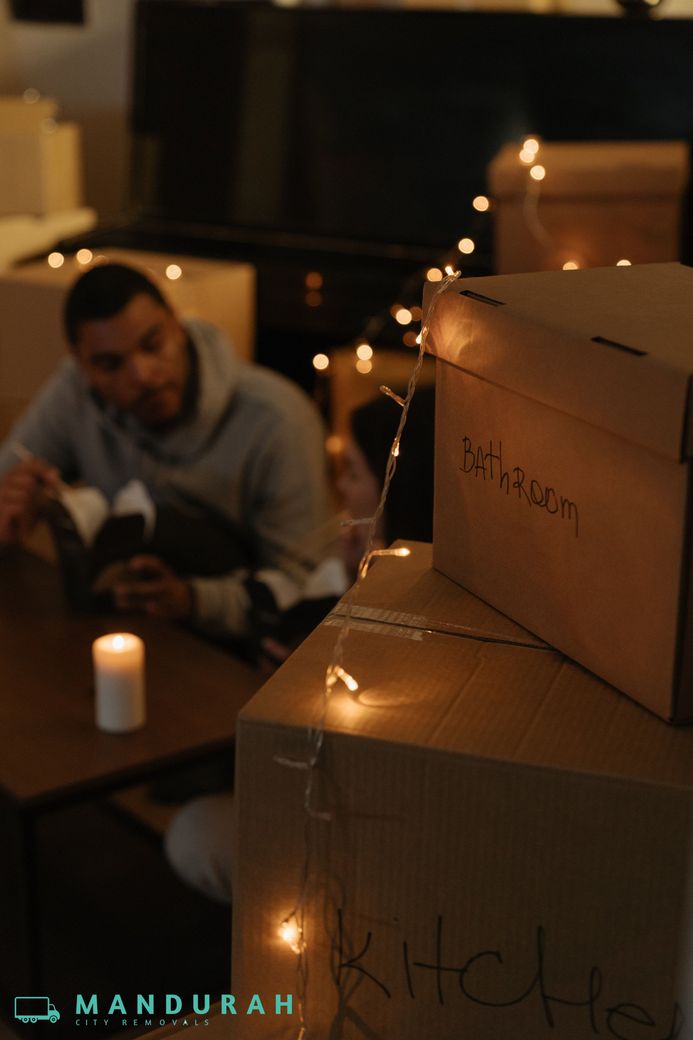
[{"xmin": 165, "ymin": 793, "xmax": 234, "ymax": 904}]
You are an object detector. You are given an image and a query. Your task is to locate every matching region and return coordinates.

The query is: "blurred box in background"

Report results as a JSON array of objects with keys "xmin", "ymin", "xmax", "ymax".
[{"xmin": 488, "ymin": 140, "xmax": 689, "ymax": 273}]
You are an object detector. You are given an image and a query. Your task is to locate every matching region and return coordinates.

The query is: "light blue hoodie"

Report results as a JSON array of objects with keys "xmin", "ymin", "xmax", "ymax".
[{"xmin": 0, "ymin": 319, "xmax": 329, "ymax": 636}]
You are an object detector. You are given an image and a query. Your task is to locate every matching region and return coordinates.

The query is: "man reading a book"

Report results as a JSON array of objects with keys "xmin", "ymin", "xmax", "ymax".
[{"xmin": 0, "ymin": 262, "xmax": 329, "ymax": 643}]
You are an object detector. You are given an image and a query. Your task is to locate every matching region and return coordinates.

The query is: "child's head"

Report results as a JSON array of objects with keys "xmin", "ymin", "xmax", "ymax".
[{"xmin": 339, "ymin": 386, "xmax": 435, "ymax": 544}]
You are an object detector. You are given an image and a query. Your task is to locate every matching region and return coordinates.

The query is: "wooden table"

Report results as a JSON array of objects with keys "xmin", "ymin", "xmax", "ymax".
[{"xmin": 0, "ymin": 548, "xmax": 262, "ymax": 1003}]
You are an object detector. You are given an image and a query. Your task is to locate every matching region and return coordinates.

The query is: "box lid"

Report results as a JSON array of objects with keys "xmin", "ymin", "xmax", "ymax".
[
  {"xmin": 425, "ymin": 263, "xmax": 693, "ymax": 460},
  {"xmin": 488, "ymin": 140, "xmax": 689, "ymax": 200},
  {"xmin": 240, "ymin": 544, "xmax": 693, "ymax": 790}
]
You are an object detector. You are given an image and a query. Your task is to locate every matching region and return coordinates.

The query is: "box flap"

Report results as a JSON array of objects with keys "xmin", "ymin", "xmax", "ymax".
[
  {"xmin": 240, "ymin": 549, "xmax": 693, "ymax": 790},
  {"xmin": 488, "ymin": 141, "xmax": 689, "ymax": 200},
  {"xmin": 425, "ymin": 263, "xmax": 693, "ymax": 460},
  {"xmin": 334, "ymin": 540, "xmax": 547, "ymax": 648}
]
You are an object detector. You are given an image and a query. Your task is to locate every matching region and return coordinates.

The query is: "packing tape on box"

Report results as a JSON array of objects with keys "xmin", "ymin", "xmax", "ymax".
[{"xmin": 327, "ymin": 604, "xmax": 552, "ymax": 651}]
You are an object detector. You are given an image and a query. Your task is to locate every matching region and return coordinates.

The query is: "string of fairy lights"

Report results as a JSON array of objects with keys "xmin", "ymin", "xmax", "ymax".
[{"xmin": 274, "ymin": 269, "xmax": 461, "ymax": 1039}]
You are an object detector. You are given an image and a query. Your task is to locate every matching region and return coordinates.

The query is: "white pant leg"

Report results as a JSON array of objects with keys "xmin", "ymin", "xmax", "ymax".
[{"xmin": 165, "ymin": 792, "xmax": 234, "ymax": 904}]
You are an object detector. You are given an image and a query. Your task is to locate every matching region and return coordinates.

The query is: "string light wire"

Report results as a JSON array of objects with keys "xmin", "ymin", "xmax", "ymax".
[{"xmin": 275, "ymin": 269, "xmax": 460, "ymax": 1038}]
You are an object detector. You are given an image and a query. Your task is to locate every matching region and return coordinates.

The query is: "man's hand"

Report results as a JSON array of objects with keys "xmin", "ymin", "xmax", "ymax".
[
  {"xmin": 0, "ymin": 458, "xmax": 61, "ymax": 544},
  {"xmin": 114, "ymin": 555, "xmax": 193, "ymax": 620}
]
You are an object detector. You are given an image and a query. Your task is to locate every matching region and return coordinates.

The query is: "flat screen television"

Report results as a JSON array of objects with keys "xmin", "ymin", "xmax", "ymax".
[{"xmin": 131, "ymin": 1, "xmax": 693, "ymax": 256}]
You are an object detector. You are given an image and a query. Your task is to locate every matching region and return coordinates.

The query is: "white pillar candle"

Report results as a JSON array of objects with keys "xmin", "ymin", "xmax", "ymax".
[{"xmin": 92, "ymin": 633, "xmax": 146, "ymax": 733}]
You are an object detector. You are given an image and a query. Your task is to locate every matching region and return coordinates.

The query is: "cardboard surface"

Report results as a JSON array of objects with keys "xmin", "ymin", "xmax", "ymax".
[
  {"xmin": 232, "ymin": 546, "xmax": 693, "ymax": 1038},
  {"xmin": 487, "ymin": 142, "xmax": 688, "ymax": 274},
  {"xmin": 426, "ymin": 265, "xmax": 693, "ymax": 720},
  {"xmin": 0, "ymin": 123, "xmax": 83, "ymax": 216}
]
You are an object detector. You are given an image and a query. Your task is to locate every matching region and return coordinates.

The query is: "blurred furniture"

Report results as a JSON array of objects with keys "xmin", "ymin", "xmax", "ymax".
[
  {"xmin": 488, "ymin": 140, "xmax": 689, "ymax": 273},
  {"xmin": 0, "ymin": 248, "xmax": 256, "ymax": 438},
  {"xmin": 0, "ymin": 548, "xmax": 261, "ymax": 1003}
]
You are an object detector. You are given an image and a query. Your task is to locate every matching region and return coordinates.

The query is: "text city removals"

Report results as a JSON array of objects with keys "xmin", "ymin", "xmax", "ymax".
[
  {"xmin": 74, "ymin": 994, "xmax": 292, "ymax": 1017},
  {"xmin": 459, "ymin": 435, "xmax": 580, "ymax": 538}
]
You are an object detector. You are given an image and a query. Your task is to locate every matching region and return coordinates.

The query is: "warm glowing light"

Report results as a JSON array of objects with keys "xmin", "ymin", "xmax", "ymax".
[
  {"xmin": 312, "ymin": 353, "xmax": 329, "ymax": 371},
  {"xmin": 523, "ymin": 137, "xmax": 540, "ymax": 154},
  {"xmin": 327, "ymin": 665, "xmax": 359, "ymax": 693},
  {"xmin": 562, "ymin": 261, "xmax": 579, "ymax": 271},
  {"xmin": 395, "ymin": 307, "xmax": 413, "ymax": 326},
  {"xmin": 410, "ymin": 305, "xmax": 422, "ymax": 321},
  {"xmin": 472, "ymin": 195, "xmax": 490, "ymax": 212},
  {"xmin": 76, "ymin": 248, "xmax": 93, "ymax": 265},
  {"xmin": 165, "ymin": 264, "xmax": 182, "ymax": 280},
  {"xmin": 356, "ymin": 343, "xmax": 373, "ymax": 361},
  {"xmin": 47, "ymin": 252, "xmax": 64, "ymax": 269},
  {"xmin": 325, "ymin": 434, "xmax": 344, "ymax": 455},
  {"xmin": 305, "ymin": 291, "xmax": 322, "ymax": 308},
  {"xmin": 112, "ymin": 635, "xmax": 126, "ymax": 650},
  {"xmin": 279, "ymin": 917, "xmax": 302, "ymax": 954},
  {"xmin": 444, "ymin": 265, "xmax": 456, "ymax": 276},
  {"xmin": 403, "ymin": 331, "xmax": 418, "ymax": 347},
  {"xmin": 305, "ymin": 271, "xmax": 323, "ymax": 289},
  {"xmin": 393, "ymin": 443, "xmax": 400, "ymax": 458},
  {"xmin": 416, "ymin": 333, "xmax": 422, "ymax": 345},
  {"xmin": 530, "ymin": 165, "xmax": 546, "ymax": 182},
  {"xmin": 616, "ymin": 258, "xmax": 632, "ymax": 266},
  {"xmin": 519, "ymin": 148, "xmax": 535, "ymax": 165},
  {"xmin": 356, "ymin": 359, "xmax": 373, "ymax": 375},
  {"xmin": 426, "ymin": 268, "xmax": 443, "ymax": 282},
  {"xmin": 457, "ymin": 237, "xmax": 475, "ymax": 255}
]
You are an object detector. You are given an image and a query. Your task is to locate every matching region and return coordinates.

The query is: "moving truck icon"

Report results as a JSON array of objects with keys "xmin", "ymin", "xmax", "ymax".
[{"xmin": 14, "ymin": 997, "xmax": 60, "ymax": 1023}]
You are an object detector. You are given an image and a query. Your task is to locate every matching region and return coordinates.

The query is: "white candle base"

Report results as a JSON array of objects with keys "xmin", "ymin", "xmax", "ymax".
[{"xmin": 92, "ymin": 633, "xmax": 146, "ymax": 733}]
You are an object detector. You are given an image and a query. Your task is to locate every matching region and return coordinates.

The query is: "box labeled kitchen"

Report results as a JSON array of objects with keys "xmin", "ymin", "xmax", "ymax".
[
  {"xmin": 232, "ymin": 545, "xmax": 693, "ymax": 1039},
  {"xmin": 426, "ymin": 262, "xmax": 693, "ymax": 722}
]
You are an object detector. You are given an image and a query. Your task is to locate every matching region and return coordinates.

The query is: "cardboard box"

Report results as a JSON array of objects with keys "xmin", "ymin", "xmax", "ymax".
[
  {"xmin": 488, "ymin": 141, "xmax": 689, "ymax": 274},
  {"xmin": 232, "ymin": 543, "xmax": 693, "ymax": 1039},
  {"xmin": 0, "ymin": 249, "xmax": 256, "ymax": 427},
  {"xmin": 0, "ymin": 122, "xmax": 84, "ymax": 216},
  {"xmin": 425, "ymin": 262, "xmax": 693, "ymax": 722}
]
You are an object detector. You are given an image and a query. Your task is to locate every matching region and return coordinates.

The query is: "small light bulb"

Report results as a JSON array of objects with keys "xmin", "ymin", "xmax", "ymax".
[
  {"xmin": 393, "ymin": 547, "xmax": 411, "ymax": 557},
  {"xmin": 530, "ymin": 165, "xmax": 546, "ymax": 182},
  {"xmin": 356, "ymin": 343, "xmax": 373, "ymax": 361},
  {"xmin": 415, "ymin": 333, "xmax": 422, "ymax": 345},
  {"xmin": 444, "ymin": 265, "xmax": 456, "ymax": 276},
  {"xmin": 523, "ymin": 137, "xmax": 540, "ymax": 154},
  {"xmin": 426, "ymin": 268, "xmax": 443, "ymax": 282},
  {"xmin": 394, "ymin": 307, "xmax": 412, "ymax": 326},
  {"xmin": 403, "ymin": 331, "xmax": 418, "ymax": 347},
  {"xmin": 76, "ymin": 248, "xmax": 93, "ymax": 265},
  {"xmin": 562, "ymin": 261, "xmax": 579, "ymax": 271},
  {"xmin": 165, "ymin": 264, "xmax": 182, "ymax": 280},
  {"xmin": 279, "ymin": 918, "xmax": 302, "ymax": 954},
  {"xmin": 472, "ymin": 195, "xmax": 490, "ymax": 212},
  {"xmin": 457, "ymin": 238, "xmax": 475, "ymax": 255},
  {"xmin": 325, "ymin": 434, "xmax": 343, "ymax": 455},
  {"xmin": 312, "ymin": 353, "xmax": 329, "ymax": 371},
  {"xmin": 616, "ymin": 258, "xmax": 632, "ymax": 267},
  {"xmin": 47, "ymin": 252, "xmax": 64, "ymax": 269},
  {"xmin": 356, "ymin": 358, "xmax": 373, "ymax": 375},
  {"xmin": 519, "ymin": 148, "xmax": 535, "ymax": 165},
  {"xmin": 305, "ymin": 271, "xmax": 323, "ymax": 289}
]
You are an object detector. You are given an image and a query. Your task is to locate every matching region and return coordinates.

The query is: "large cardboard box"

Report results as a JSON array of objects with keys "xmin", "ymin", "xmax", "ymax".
[
  {"xmin": 0, "ymin": 122, "xmax": 84, "ymax": 217},
  {"xmin": 233, "ymin": 543, "xmax": 693, "ymax": 1039},
  {"xmin": 488, "ymin": 141, "xmax": 688, "ymax": 274},
  {"xmin": 425, "ymin": 262, "xmax": 693, "ymax": 722},
  {"xmin": 0, "ymin": 249, "xmax": 255, "ymax": 436}
]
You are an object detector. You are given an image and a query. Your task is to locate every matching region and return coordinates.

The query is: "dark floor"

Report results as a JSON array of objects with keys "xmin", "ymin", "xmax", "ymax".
[{"xmin": 5, "ymin": 799, "xmax": 230, "ymax": 1040}]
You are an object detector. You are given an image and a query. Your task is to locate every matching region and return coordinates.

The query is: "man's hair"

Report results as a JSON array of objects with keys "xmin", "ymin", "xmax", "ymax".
[{"xmin": 64, "ymin": 262, "xmax": 169, "ymax": 346}]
